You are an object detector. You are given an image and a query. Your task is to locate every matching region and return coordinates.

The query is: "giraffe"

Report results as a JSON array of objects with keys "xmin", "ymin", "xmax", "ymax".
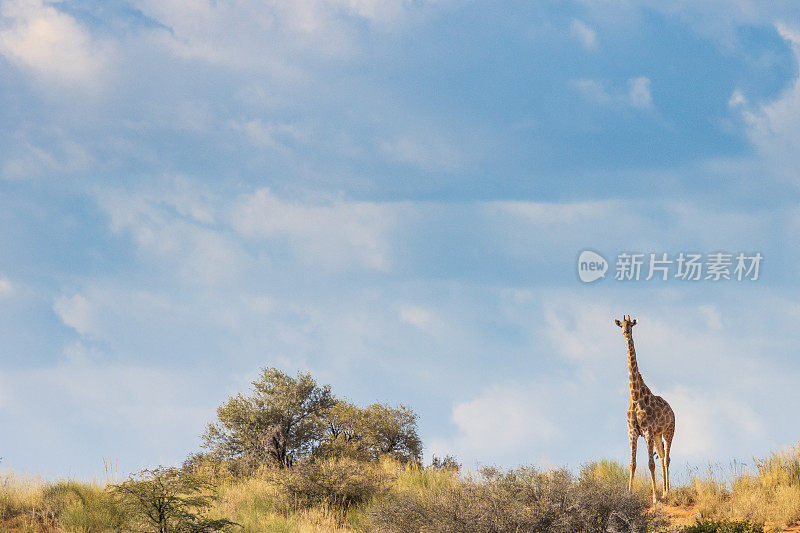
[{"xmin": 615, "ymin": 315, "xmax": 675, "ymax": 504}]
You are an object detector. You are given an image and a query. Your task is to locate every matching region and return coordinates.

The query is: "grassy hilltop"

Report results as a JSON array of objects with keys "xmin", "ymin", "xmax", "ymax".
[{"xmin": 2, "ymin": 368, "xmax": 799, "ymax": 532}]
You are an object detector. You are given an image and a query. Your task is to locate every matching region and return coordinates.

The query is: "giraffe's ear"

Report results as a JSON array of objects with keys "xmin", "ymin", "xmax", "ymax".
[
  {"xmin": 614, "ymin": 319, "xmax": 622, "ymax": 327},
  {"xmin": 631, "ymin": 319, "xmax": 637, "ymax": 326}
]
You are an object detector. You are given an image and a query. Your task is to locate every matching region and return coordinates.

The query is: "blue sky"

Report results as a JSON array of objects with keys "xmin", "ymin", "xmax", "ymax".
[{"xmin": 2, "ymin": 0, "xmax": 800, "ymax": 480}]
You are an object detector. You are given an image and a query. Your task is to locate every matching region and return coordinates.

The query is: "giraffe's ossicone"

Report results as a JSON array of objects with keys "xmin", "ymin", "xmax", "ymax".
[{"xmin": 615, "ymin": 315, "xmax": 675, "ymax": 504}]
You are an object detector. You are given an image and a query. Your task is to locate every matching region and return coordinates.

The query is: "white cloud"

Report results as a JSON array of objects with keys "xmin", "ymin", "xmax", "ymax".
[
  {"xmin": 776, "ymin": 21, "xmax": 800, "ymax": 44},
  {"xmin": 231, "ymin": 187, "xmax": 397, "ymax": 270},
  {"xmin": 446, "ymin": 384, "xmax": 561, "ymax": 458},
  {"xmin": 2, "ymin": 133, "xmax": 94, "ymax": 180},
  {"xmin": 338, "ymin": 0, "xmax": 414, "ymax": 22},
  {"xmin": 581, "ymin": 2, "xmax": 800, "ymax": 51},
  {"xmin": 571, "ymin": 77, "xmax": 653, "ymax": 109},
  {"xmin": 736, "ymin": 23, "xmax": 800, "ymax": 185},
  {"xmin": 729, "ymin": 89, "xmax": 747, "ymax": 108},
  {"xmin": 489, "ymin": 199, "xmax": 618, "ymax": 223},
  {"xmin": 542, "ymin": 296, "xmax": 762, "ymax": 380},
  {"xmin": 542, "ymin": 301, "xmax": 619, "ymax": 374},
  {"xmin": 628, "ymin": 76, "xmax": 653, "ymax": 109},
  {"xmin": 0, "ymin": 276, "xmax": 12, "ymax": 296},
  {"xmin": 52, "ymin": 290, "xmax": 177, "ymax": 342},
  {"xmin": 399, "ymin": 305, "xmax": 434, "ymax": 329},
  {"xmin": 0, "ymin": 0, "xmax": 110, "ymax": 88},
  {"xmin": 53, "ymin": 294, "xmax": 96, "ymax": 337},
  {"xmin": 0, "ymin": 349, "xmax": 216, "ymax": 476},
  {"xmin": 229, "ymin": 119, "xmax": 308, "ymax": 150},
  {"xmin": 570, "ymin": 19, "xmax": 597, "ymax": 50},
  {"xmin": 572, "ymin": 78, "xmax": 612, "ymax": 104},
  {"xmin": 2, "ymin": 138, "xmax": 57, "ymax": 180},
  {"xmin": 99, "ymin": 183, "xmax": 247, "ymax": 285},
  {"xmin": 488, "ymin": 197, "xmax": 772, "ymax": 259},
  {"xmin": 133, "ymin": 0, "xmax": 428, "ymax": 71},
  {"xmin": 698, "ymin": 304, "xmax": 723, "ymax": 331},
  {"xmin": 666, "ymin": 385, "xmax": 763, "ymax": 459},
  {"xmin": 380, "ymin": 135, "xmax": 463, "ymax": 172}
]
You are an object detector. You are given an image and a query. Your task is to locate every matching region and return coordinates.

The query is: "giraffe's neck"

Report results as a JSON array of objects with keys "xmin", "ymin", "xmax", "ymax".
[{"xmin": 626, "ymin": 335, "xmax": 649, "ymax": 402}]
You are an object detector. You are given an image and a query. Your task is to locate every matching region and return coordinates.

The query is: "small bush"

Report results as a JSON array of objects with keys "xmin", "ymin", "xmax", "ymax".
[
  {"xmin": 663, "ymin": 485, "xmax": 697, "ymax": 508},
  {"xmin": 681, "ymin": 519, "xmax": 763, "ymax": 533},
  {"xmin": 429, "ymin": 455, "xmax": 460, "ymax": 473},
  {"xmin": 112, "ymin": 466, "xmax": 235, "ymax": 532},
  {"xmin": 269, "ymin": 457, "xmax": 388, "ymax": 513}
]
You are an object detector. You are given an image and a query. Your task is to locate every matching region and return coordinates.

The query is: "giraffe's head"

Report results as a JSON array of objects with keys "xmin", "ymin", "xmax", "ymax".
[{"xmin": 614, "ymin": 315, "xmax": 637, "ymax": 337}]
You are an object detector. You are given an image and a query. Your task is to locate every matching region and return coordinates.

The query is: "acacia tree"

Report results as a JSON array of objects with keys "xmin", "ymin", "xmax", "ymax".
[
  {"xmin": 112, "ymin": 467, "xmax": 233, "ymax": 533},
  {"xmin": 363, "ymin": 403, "xmax": 422, "ymax": 464},
  {"xmin": 202, "ymin": 368, "xmax": 334, "ymax": 471},
  {"xmin": 314, "ymin": 400, "xmax": 370, "ymax": 461},
  {"xmin": 315, "ymin": 400, "xmax": 422, "ymax": 464}
]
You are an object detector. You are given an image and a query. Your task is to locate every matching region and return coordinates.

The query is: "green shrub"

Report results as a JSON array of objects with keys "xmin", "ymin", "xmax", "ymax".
[
  {"xmin": 574, "ymin": 463, "xmax": 654, "ymax": 532},
  {"xmin": 365, "ymin": 464, "xmax": 657, "ymax": 533}
]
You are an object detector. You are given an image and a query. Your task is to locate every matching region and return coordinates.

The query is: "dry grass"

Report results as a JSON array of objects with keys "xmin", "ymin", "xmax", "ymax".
[
  {"xmin": 661, "ymin": 445, "xmax": 800, "ymax": 532},
  {"xmin": 5, "ymin": 447, "xmax": 800, "ymax": 532},
  {"xmin": 0, "ymin": 473, "xmax": 47, "ymax": 531},
  {"xmin": 0, "ymin": 472, "xmax": 124, "ymax": 532},
  {"xmin": 210, "ymin": 474, "xmax": 355, "ymax": 532}
]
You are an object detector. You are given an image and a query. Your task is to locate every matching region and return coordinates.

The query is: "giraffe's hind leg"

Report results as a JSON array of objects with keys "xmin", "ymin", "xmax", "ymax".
[
  {"xmin": 654, "ymin": 436, "xmax": 667, "ymax": 494},
  {"xmin": 663, "ymin": 429, "xmax": 674, "ymax": 493},
  {"xmin": 629, "ymin": 435, "xmax": 638, "ymax": 492}
]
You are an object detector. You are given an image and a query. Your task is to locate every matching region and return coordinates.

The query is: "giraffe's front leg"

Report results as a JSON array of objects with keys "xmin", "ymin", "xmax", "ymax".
[{"xmin": 646, "ymin": 433, "xmax": 658, "ymax": 504}]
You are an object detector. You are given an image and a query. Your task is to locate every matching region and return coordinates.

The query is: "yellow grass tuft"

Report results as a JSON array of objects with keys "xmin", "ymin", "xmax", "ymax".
[{"xmin": 0, "ymin": 472, "xmax": 45, "ymax": 525}]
